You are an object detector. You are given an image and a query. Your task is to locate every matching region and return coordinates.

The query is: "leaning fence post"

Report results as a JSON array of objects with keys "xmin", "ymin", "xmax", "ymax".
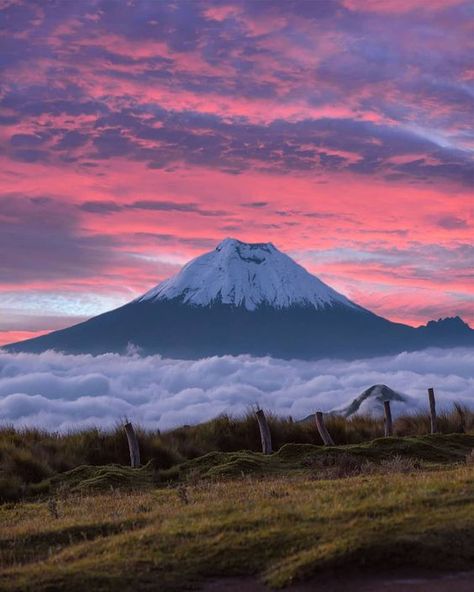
[
  {"xmin": 428, "ymin": 387, "xmax": 438, "ymax": 434},
  {"xmin": 315, "ymin": 411, "xmax": 335, "ymax": 446},
  {"xmin": 383, "ymin": 401, "xmax": 393, "ymax": 437},
  {"xmin": 256, "ymin": 409, "xmax": 272, "ymax": 455},
  {"xmin": 124, "ymin": 421, "xmax": 140, "ymax": 468}
]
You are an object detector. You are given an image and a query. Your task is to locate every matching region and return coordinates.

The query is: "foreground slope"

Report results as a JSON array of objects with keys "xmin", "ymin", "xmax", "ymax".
[
  {"xmin": 6, "ymin": 239, "xmax": 474, "ymax": 358},
  {"xmin": 2, "ymin": 443, "xmax": 474, "ymax": 591}
]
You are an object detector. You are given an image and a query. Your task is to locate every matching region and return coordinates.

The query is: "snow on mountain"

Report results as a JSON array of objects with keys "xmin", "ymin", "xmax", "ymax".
[{"xmin": 138, "ymin": 238, "xmax": 359, "ymax": 311}]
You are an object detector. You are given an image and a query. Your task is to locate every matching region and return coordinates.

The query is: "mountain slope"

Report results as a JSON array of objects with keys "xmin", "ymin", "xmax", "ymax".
[{"xmin": 5, "ymin": 238, "xmax": 474, "ymax": 359}]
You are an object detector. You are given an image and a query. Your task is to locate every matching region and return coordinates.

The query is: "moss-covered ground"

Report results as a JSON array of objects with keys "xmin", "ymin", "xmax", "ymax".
[{"xmin": 1, "ymin": 434, "xmax": 474, "ymax": 591}]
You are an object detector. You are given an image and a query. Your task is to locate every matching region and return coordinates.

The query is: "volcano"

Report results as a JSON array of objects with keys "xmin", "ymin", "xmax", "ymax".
[{"xmin": 6, "ymin": 238, "xmax": 474, "ymax": 359}]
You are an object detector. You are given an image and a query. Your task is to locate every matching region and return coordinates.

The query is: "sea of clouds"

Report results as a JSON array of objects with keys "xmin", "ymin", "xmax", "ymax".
[{"xmin": 0, "ymin": 348, "xmax": 473, "ymax": 432}]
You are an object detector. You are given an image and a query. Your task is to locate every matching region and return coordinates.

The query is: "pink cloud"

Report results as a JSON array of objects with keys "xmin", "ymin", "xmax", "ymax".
[
  {"xmin": 343, "ymin": 0, "xmax": 464, "ymax": 13},
  {"xmin": 0, "ymin": 0, "xmax": 472, "ymax": 341}
]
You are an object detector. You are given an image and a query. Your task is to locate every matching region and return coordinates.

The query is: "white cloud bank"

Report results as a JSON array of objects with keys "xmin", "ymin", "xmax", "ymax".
[{"xmin": 0, "ymin": 348, "xmax": 473, "ymax": 432}]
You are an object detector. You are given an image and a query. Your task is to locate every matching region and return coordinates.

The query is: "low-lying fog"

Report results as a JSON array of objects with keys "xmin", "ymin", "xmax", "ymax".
[{"xmin": 0, "ymin": 348, "xmax": 473, "ymax": 432}]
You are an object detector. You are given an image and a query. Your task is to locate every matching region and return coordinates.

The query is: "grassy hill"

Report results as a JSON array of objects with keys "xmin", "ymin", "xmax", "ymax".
[{"xmin": 1, "ymin": 433, "xmax": 474, "ymax": 591}]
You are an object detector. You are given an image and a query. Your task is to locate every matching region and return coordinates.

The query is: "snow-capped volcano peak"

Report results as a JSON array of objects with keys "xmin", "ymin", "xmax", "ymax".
[{"xmin": 138, "ymin": 238, "xmax": 359, "ymax": 311}]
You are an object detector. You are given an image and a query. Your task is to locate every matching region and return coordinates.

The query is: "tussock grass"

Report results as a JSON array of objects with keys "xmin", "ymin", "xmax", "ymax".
[
  {"xmin": 2, "ymin": 405, "xmax": 474, "ymax": 501},
  {"xmin": 9, "ymin": 433, "xmax": 471, "ymax": 502}
]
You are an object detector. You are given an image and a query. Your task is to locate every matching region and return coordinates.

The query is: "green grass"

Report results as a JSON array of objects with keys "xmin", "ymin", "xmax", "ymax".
[
  {"xmin": 166, "ymin": 434, "xmax": 474, "ymax": 481},
  {"xmin": 7, "ymin": 433, "xmax": 472, "ymax": 498},
  {"xmin": 2, "ymin": 404, "xmax": 474, "ymax": 502},
  {"xmin": 1, "ymin": 433, "xmax": 474, "ymax": 589},
  {"xmin": 3, "ymin": 432, "xmax": 474, "ymax": 501},
  {"xmin": 2, "ymin": 461, "xmax": 474, "ymax": 591},
  {"xmin": 48, "ymin": 461, "xmax": 158, "ymax": 492},
  {"xmin": 2, "ymin": 408, "xmax": 474, "ymax": 589}
]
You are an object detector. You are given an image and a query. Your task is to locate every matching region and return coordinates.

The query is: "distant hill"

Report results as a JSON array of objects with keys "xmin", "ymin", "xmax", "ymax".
[{"xmin": 331, "ymin": 384, "xmax": 410, "ymax": 417}]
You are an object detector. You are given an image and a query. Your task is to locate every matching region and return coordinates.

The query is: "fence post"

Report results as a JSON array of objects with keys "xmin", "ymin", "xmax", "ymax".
[
  {"xmin": 256, "ymin": 409, "xmax": 272, "ymax": 455},
  {"xmin": 383, "ymin": 401, "xmax": 393, "ymax": 437},
  {"xmin": 124, "ymin": 421, "xmax": 140, "ymax": 468},
  {"xmin": 315, "ymin": 411, "xmax": 335, "ymax": 446},
  {"xmin": 428, "ymin": 388, "xmax": 438, "ymax": 434}
]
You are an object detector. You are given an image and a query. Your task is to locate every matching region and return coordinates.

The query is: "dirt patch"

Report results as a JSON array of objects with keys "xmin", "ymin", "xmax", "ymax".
[{"xmin": 201, "ymin": 570, "xmax": 474, "ymax": 591}]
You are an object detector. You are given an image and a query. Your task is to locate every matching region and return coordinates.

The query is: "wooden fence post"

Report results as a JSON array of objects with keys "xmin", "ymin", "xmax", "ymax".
[
  {"xmin": 256, "ymin": 409, "xmax": 272, "ymax": 455},
  {"xmin": 315, "ymin": 411, "xmax": 335, "ymax": 446},
  {"xmin": 124, "ymin": 421, "xmax": 140, "ymax": 468},
  {"xmin": 428, "ymin": 388, "xmax": 438, "ymax": 434},
  {"xmin": 383, "ymin": 401, "xmax": 393, "ymax": 437}
]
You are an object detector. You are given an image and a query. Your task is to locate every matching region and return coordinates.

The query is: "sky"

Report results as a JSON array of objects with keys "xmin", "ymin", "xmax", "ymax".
[{"xmin": 1, "ymin": 0, "xmax": 473, "ymax": 346}]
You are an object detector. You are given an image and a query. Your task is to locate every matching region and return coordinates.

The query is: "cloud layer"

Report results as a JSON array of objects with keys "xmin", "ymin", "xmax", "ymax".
[{"xmin": 0, "ymin": 348, "xmax": 473, "ymax": 432}]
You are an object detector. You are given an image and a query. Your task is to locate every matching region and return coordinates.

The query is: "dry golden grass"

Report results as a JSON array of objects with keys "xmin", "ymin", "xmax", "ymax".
[{"xmin": 2, "ymin": 462, "xmax": 474, "ymax": 591}]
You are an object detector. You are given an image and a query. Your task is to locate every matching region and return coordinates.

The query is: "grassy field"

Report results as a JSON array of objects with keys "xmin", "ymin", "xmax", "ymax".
[
  {"xmin": 1, "ymin": 434, "xmax": 474, "ymax": 591},
  {"xmin": 1, "ymin": 404, "xmax": 473, "ymax": 501}
]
